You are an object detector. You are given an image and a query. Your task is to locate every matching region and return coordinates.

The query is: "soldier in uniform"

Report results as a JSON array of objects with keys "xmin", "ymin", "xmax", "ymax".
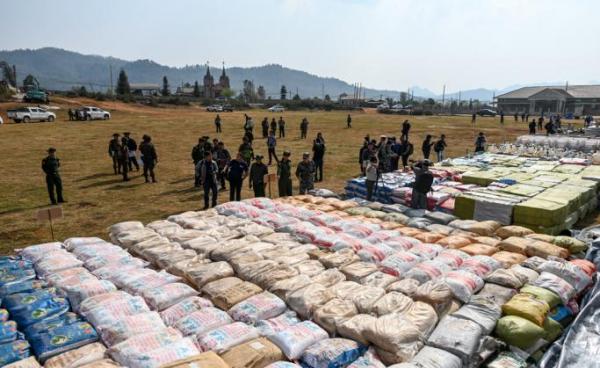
[
  {"xmin": 300, "ymin": 117, "xmax": 309, "ymax": 139},
  {"xmin": 42, "ymin": 148, "xmax": 65, "ymax": 204},
  {"xmin": 278, "ymin": 117, "xmax": 286, "ymax": 138},
  {"xmin": 277, "ymin": 151, "xmax": 292, "ymax": 197},
  {"xmin": 191, "ymin": 137, "xmax": 205, "ymax": 187},
  {"xmin": 296, "ymin": 152, "xmax": 316, "ymax": 194},
  {"xmin": 139, "ymin": 134, "xmax": 158, "ymax": 183},
  {"xmin": 117, "ymin": 141, "xmax": 130, "ymax": 181},
  {"xmin": 215, "ymin": 114, "xmax": 222, "ymax": 133},
  {"xmin": 249, "ymin": 155, "xmax": 269, "ymax": 197},
  {"xmin": 108, "ymin": 133, "xmax": 121, "ymax": 174},
  {"xmin": 270, "ymin": 118, "xmax": 277, "ymax": 135},
  {"xmin": 122, "ymin": 132, "xmax": 139, "ymax": 171},
  {"xmin": 196, "ymin": 150, "xmax": 219, "ymax": 209},
  {"xmin": 261, "ymin": 117, "xmax": 269, "ymax": 138},
  {"xmin": 214, "ymin": 141, "xmax": 231, "ymax": 191}
]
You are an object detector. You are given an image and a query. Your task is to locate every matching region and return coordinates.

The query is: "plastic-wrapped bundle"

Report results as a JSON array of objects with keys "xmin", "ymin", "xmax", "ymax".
[
  {"xmin": 63, "ymin": 237, "xmax": 107, "ymax": 250},
  {"xmin": 78, "ymin": 291, "xmax": 133, "ymax": 315},
  {"xmin": 109, "ymin": 221, "xmax": 144, "ymax": 235},
  {"xmin": 352, "ymin": 286, "xmax": 386, "ymax": 314},
  {"xmin": 268, "ymin": 321, "xmax": 329, "ymax": 360},
  {"xmin": 426, "ymin": 315, "xmax": 483, "ymax": 364},
  {"xmin": 347, "ymin": 347, "xmax": 386, "ymax": 368},
  {"xmin": 256, "ymin": 311, "xmax": 301, "ymax": 337},
  {"xmin": 357, "ymin": 244, "xmax": 396, "ymax": 263},
  {"xmin": 313, "ymin": 298, "xmax": 358, "ymax": 335},
  {"xmin": 106, "ymin": 268, "xmax": 166, "ymax": 289},
  {"xmin": 43, "ymin": 342, "xmax": 106, "ymax": 368},
  {"xmin": 123, "ymin": 272, "xmax": 181, "ymax": 295},
  {"xmin": 107, "ymin": 328, "xmax": 183, "ymax": 364},
  {"xmin": 82, "ymin": 296, "xmax": 150, "ymax": 329},
  {"xmin": 100, "ymin": 312, "xmax": 166, "ymax": 346},
  {"xmin": 301, "ymin": 338, "xmax": 367, "ymax": 368},
  {"xmin": 381, "ymin": 252, "xmax": 423, "ymax": 277},
  {"xmin": 443, "ymin": 270, "xmax": 484, "ymax": 303},
  {"xmin": 411, "ymin": 346, "xmax": 462, "ymax": 368},
  {"xmin": 140, "ymin": 282, "xmax": 198, "ymax": 311},
  {"xmin": 30, "ymin": 321, "xmax": 99, "ymax": 363},
  {"xmin": 287, "ymin": 284, "xmax": 335, "ymax": 319},
  {"xmin": 64, "ymin": 280, "xmax": 117, "ymax": 311},
  {"xmin": 435, "ymin": 249, "xmax": 470, "ymax": 269},
  {"xmin": 537, "ymin": 260, "xmax": 592, "ymax": 293},
  {"xmin": 120, "ymin": 337, "xmax": 200, "ymax": 368},
  {"xmin": 84, "ymin": 253, "xmax": 147, "ymax": 271},
  {"xmin": 372, "ymin": 292, "xmax": 413, "ymax": 317},
  {"xmin": 19, "ymin": 242, "xmax": 63, "ymax": 263},
  {"xmin": 195, "ymin": 322, "xmax": 260, "ymax": 354},
  {"xmin": 459, "ymin": 255, "xmax": 502, "ymax": 278},
  {"xmin": 362, "ymin": 313, "xmax": 424, "ymax": 363},
  {"xmin": 35, "ymin": 252, "xmax": 84, "ymax": 277},
  {"xmin": 361, "ymin": 271, "xmax": 397, "ymax": 289},
  {"xmin": 229, "ymin": 292, "xmax": 287, "ymax": 324},
  {"xmin": 532, "ymin": 272, "xmax": 576, "ymax": 304},
  {"xmin": 159, "ymin": 296, "xmax": 213, "ymax": 327},
  {"xmin": 71, "ymin": 243, "xmax": 126, "ymax": 261},
  {"xmin": 408, "ymin": 243, "xmax": 444, "ymax": 260},
  {"xmin": 404, "ymin": 260, "xmax": 452, "ymax": 284},
  {"xmin": 44, "ymin": 267, "xmax": 95, "ymax": 287},
  {"xmin": 174, "ymin": 307, "xmax": 232, "ymax": 336},
  {"xmin": 452, "ymin": 295, "xmax": 501, "ymax": 334}
]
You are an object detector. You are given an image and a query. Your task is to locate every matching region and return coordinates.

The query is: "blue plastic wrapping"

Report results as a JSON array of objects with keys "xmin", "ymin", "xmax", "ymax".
[
  {"xmin": 23, "ymin": 312, "xmax": 81, "ymax": 339},
  {"xmin": 0, "ymin": 258, "xmax": 34, "ymax": 272},
  {"xmin": 29, "ymin": 321, "xmax": 98, "ymax": 362},
  {"xmin": 0, "ymin": 308, "xmax": 8, "ymax": 322},
  {"xmin": 0, "ymin": 279, "xmax": 47, "ymax": 297},
  {"xmin": 0, "ymin": 340, "xmax": 31, "ymax": 366},
  {"xmin": 3, "ymin": 288, "xmax": 62, "ymax": 312},
  {"xmin": 300, "ymin": 338, "xmax": 367, "ymax": 368},
  {"xmin": 0, "ymin": 269, "xmax": 36, "ymax": 287},
  {"xmin": 0, "ymin": 320, "xmax": 23, "ymax": 344},
  {"xmin": 10, "ymin": 297, "xmax": 70, "ymax": 327}
]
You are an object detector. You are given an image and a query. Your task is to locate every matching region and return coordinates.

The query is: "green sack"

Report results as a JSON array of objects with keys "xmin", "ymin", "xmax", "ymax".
[
  {"xmin": 495, "ymin": 316, "xmax": 545, "ymax": 349},
  {"xmin": 553, "ymin": 236, "xmax": 588, "ymax": 254},
  {"xmin": 520, "ymin": 284, "xmax": 561, "ymax": 309},
  {"xmin": 542, "ymin": 317, "xmax": 563, "ymax": 342}
]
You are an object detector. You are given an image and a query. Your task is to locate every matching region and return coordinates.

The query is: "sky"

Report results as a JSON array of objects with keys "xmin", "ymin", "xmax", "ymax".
[{"xmin": 1, "ymin": 0, "xmax": 599, "ymax": 93}]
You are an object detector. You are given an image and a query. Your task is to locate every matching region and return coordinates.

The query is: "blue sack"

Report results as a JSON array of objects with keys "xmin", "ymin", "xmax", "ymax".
[
  {"xmin": 3, "ymin": 287, "xmax": 62, "ymax": 312},
  {"xmin": 0, "ymin": 320, "xmax": 23, "ymax": 344},
  {"xmin": 0, "ymin": 269, "xmax": 36, "ymax": 287},
  {"xmin": 11, "ymin": 297, "xmax": 70, "ymax": 327},
  {"xmin": 0, "ymin": 279, "xmax": 47, "ymax": 297},
  {"xmin": 24, "ymin": 312, "xmax": 81, "ymax": 339},
  {"xmin": 0, "ymin": 340, "xmax": 31, "ymax": 366},
  {"xmin": 0, "ymin": 309, "xmax": 8, "ymax": 322},
  {"xmin": 30, "ymin": 321, "xmax": 98, "ymax": 362},
  {"xmin": 0, "ymin": 258, "xmax": 34, "ymax": 273}
]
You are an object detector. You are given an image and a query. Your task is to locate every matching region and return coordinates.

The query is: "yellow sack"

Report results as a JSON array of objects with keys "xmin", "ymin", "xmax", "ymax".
[{"xmin": 502, "ymin": 293, "xmax": 549, "ymax": 326}]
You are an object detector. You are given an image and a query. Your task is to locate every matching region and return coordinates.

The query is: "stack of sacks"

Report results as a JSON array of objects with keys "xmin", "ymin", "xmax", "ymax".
[{"xmin": 1, "ymin": 243, "xmax": 105, "ymax": 366}]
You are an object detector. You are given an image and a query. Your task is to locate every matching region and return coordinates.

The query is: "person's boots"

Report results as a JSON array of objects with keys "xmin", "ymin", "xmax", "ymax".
[{"xmin": 151, "ymin": 173, "xmax": 157, "ymax": 183}]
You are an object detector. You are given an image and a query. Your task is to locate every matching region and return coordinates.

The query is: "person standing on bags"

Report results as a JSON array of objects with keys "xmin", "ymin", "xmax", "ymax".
[
  {"xmin": 214, "ymin": 141, "xmax": 231, "ymax": 191},
  {"xmin": 267, "ymin": 131, "xmax": 278, "ymax": 165},
  {"xmin": 108, "ymin": 133, "xmax": 121, "ymax": 175},
  {"xmin": 296, "ymin": 152, "xmax": 316, "ymax": 194},
  {"xmin": 139, "ymin": 134, "xmax": 158, "ymax": 183},
  {"xmin": 365, "ymin": 156, "xmax": 378, "ymax": 201},
  {"xmin": 249, "ymin": 155, "xmax": 268, "ymax": 197},
  {"xmin": 214, "ymin": 114, "xmax": 222, "ymax": 133},
  {"xmin": 42, "ymin": 148, "xmax": 65, "ymax": 205},
  {"xmin": 422, "ymin": 135, "xmax": 434, "ymax": 160},
  {"xmin": 312, "ymin": 138, "xmax": 325, "ymax": 182},
  {"xmin": 197, "ymin": 150, "xmax": 219, "ymax": 209},
  {"xmin": 411, "ymin": 160, "xmax": 434, "ymax": 209},
  {"xmin": 278, "ymin": 151, "xmax": 293, "ymax": 197},
  {"xmin": 278, "ymin": 116, "xmax": 286, "ymax": 138},
  {"xmin": 434, "ymin": 134, "xmax": 447, "ymax": 162},
  {"xmin": 122, "ymin": 132, "xmax": 139, "ymax": 172},
  {"xmin": 225, "ymin": 152, "xmax": 248, "ymax": 201}
]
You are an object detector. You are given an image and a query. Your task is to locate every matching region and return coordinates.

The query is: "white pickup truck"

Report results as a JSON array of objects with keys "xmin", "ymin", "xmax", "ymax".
[
  {"xmin": 7, "ymin": 107, "xmax": 56, "ymax": 123},
  {"xmin": 77, "ymin": 106, "xmax": 111, "ymax": 120}
]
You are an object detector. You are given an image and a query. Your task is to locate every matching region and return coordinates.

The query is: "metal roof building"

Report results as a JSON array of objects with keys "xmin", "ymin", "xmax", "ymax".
[{"xmin": 496, "ymin": 85, "xmax": 600, "ymax": 116}]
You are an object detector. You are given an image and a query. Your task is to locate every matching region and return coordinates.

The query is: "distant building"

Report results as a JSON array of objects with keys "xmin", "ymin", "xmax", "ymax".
[
  {"xmin": 176, "ymin": 63, "xmax": 230, "ymax": 98},
  {"xmin": 496, "ymin": 85, "xmax": 600, "ymax": 116},
  {"xmin": 130, "ymin": 83, "xmax": 161, "ymax": 96}
]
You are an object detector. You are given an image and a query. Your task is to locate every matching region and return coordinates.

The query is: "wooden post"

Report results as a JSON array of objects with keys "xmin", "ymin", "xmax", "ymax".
[
  {"xmin": 264, "ymin": 173, "xmax": 277, "ymax": 198},
  {"xmin": 36, "ymin": 206, "xmax": 63, "ymax": 241}
]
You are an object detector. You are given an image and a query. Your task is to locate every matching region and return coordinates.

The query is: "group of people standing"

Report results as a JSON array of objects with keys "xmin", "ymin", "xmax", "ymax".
[{"xmin": 107, "ymin": 132, "xmax": 157, "ymax": 183}]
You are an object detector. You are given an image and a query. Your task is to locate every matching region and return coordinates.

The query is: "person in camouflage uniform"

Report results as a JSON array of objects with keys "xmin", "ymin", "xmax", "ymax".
[
  {"xmin": 277, "ymin": 151, "xmax": 293, "ymax": 197},
  {"xmin": 296, "ymin": 152, "xmax": 316, "ymax": 194},
  {"xmin": 41, "ymin": 148, "xmax": 65, "ymax": 205}
]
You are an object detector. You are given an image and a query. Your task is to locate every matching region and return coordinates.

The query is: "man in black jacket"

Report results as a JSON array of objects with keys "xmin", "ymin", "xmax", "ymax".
[
  {"xmin": 42, "ymin": 148, "xmax": 65, "ymax": 205},
  {"xmin": 249, "ymin": 155, "xmax": 268, "ymax": 197},
  {"xmin": 411, "ymin": 159, "xmax": 433, "ymax": 209},
  {"xmin": 108, "ymin": 133, "xmax": 121, "ymax": 174},
  {"xmin": 312, "ymin": 139, "xmax": 325, "ymax": 182},
  {"xmin": 139, "ymin": 135, "xmax": 158, "ymax": 183},
  {"xmin": 122, "ymin": 132, "xmax": 139, "ymax": 171}
]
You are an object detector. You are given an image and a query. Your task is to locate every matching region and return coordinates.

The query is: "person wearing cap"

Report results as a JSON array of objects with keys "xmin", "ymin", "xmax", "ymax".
[
  {"xmin": 296, "ymin": 152, "xmax": 316, "ymax": 195},
  {"xmin": 399, "ymin": 136, "xmax": 414, "ymax": 170},
  {"xmin": 42, "ymin": 148, "xmax": 65, "ymax": 205},
  {"xmin": 122, "ymin": 132, "xmax": 139, "ymax": 172},
  {"xmin": 249, "ymin": 155, "xmax": 269, "ymax": 197},
  {"xmin": 196, "ymin": 150, "xmax": 219, "ymax": 209},
  {"xmin": 116, "ymin": 140, "xmax": 130, "ymax": 182},
  {"xmin": 377, "ymin": 135, "xmax": 391, "ymax": 173},
  {"xmin": 278, "ymin": 151, "xmax": 293, "ymax": 197},
  {"xmin": 300, "ymin": 117, "xmax": 309, "ymax": 139},
  {"xmin": 139, "ymin": 134, "xmax": 158, "ymax": 183},
  {"xmin": 238, "ymin": 136, "xmax": 254, "ymax": 165},
  {"xmin": 270, "ymin": 118, "xmax": 277, "ymax": 135},
  {"xmin": 192, "ymin": 137, "xmax": 206, "ymax": 187},
  {"xmin": 108, "ymin": 133, "xmax": 122, "ymax": 175},
  {"xmin": 214, "ymin": 142, "xmax": 231, "ymax": 191},
  {"xmin": 411, "ymin": 160, "xmax": 434, "ymax": 209},
  {"xmin": 225, "ymin": 152, "xmax": 249, "ymax": 201},
  {"xmin": 261, "ymin": 117, "xmax": 269, "ymax": 138},
  {"xmin": 365, "ymin": 156, "xmax": 379, "ymax": 201},
  {"xmin": 267, "ymin": 130, "xmax": 278, "ymax": 165}
]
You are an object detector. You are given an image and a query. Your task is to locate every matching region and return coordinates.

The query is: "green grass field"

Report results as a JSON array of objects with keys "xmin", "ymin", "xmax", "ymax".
[{"xmin": 0, "ymin": 98, "xmax": 531, "ymax": 252}]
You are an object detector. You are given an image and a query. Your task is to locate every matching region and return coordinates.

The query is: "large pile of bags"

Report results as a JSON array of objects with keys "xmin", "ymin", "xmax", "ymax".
[{"xmin": 6, "ymin": 193, "xmax": 598, "ymax": 367}]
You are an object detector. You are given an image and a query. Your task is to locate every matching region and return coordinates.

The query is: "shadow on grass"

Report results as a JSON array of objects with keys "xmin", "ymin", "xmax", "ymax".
[
  {"xmin": 74, "ymin": 173, "xmax": 115, "ymax": 182},
  {"xmin": 0, "ymin": 204, "xmax": 51, "ymax": 216},
  {"xmin": 106, "ymin": 183, "xmax": 146, "ymax": 191},
  {"xmin": 161, "ymin": 187, "xmax": 198, "ymax": 196},
  {"xmin": 78, "ymin": 178, "xmax": 124, "ymax": 189},
  {"xmin": 169, "ymin": 178, "xmax": 192, "ymax": 185}
]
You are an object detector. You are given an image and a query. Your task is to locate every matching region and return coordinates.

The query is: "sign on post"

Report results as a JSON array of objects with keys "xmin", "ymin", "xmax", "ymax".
[
  {"xmin": 264, "ymin": 173, "xmax": 277, "ymax": 198},
  {"xmin": 36, "ymin": 206, "xmax": 63, "ymax": 241}
]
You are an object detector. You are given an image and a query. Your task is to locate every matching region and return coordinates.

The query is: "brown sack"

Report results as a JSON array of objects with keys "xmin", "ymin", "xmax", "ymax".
[
  {"xmin": 313, "ymin": 298, "xmax": 358, "ymax": 334},
  {"xmin": 491, "ymin": 251, "xmax": 527, "ymax": 268},
  {"xmin": 460, "ymin": 243, "xmax": 498, "ymax": 257},
  {"xmin": 495, "ymin": 226, "xmax": 534, "ymax": 240},
  {"xmin": 212, "ymin": 282, "xmax": 262, "ymax": 310},
  {"xmin": 220, "ymin": 338, "xmax": 283, "ymax": 368},
  {"xmin": 498, "ymin": 237, "xmax": 531, "ymax": 255},
  {"xmin": 159, "ymin": 352, "xmax": 230, "ymax": 368}
]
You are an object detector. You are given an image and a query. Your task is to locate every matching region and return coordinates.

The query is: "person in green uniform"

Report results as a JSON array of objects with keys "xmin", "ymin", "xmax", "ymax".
[
  {"xmin": 277, "ymin": 151, "xmax": 293, "ymax": 197},
  {"xmin": 41, "ymin": 148, "xmax": 65, "ymax": 204},
  {"xmin": 249, "ymin": 155, "xmax": 268, "ymax": 197},
  {"xmin": 296, "ymin": 152, "xmax": 316, "ymax": 194}
]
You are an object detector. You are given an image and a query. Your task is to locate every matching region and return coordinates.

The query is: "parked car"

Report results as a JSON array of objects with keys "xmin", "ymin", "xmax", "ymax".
[
  {"xmin": 206, "ymin": 105, "xmax": 223, "ymax": 112},
  {"xmin": 476, "ymin": 109, "xmax": 497, "ymax": 117},
  {"xmin": 78, "ymin": 106, "xmax": 111, "ymax": 120},
  {"xmin": 7, "ymin": 107, "xmax": 56, "ymax": 123},
  {"xmin": 376, "ymin": 103, "xmax": 390, "ymax": 112},
  {"xmin": 268, "ymin": 104, "xmax": 285, "ymax": 112},
  {"xmin": 222, "ymin": 104, "xmax": 234, "ymax": 112}
]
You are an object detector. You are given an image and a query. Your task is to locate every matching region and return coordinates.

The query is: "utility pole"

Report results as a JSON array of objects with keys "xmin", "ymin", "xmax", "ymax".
[
  {"xmin": 321, "ymin": 82, "xmax": 324, "ymax": 100},
  {"xmin": 109, "ymin": 65, "xmax": 113, "ymax": 95},
  {"xmin": 442, "ymin": 85, "xmax": 446, "ymax": 107}
]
